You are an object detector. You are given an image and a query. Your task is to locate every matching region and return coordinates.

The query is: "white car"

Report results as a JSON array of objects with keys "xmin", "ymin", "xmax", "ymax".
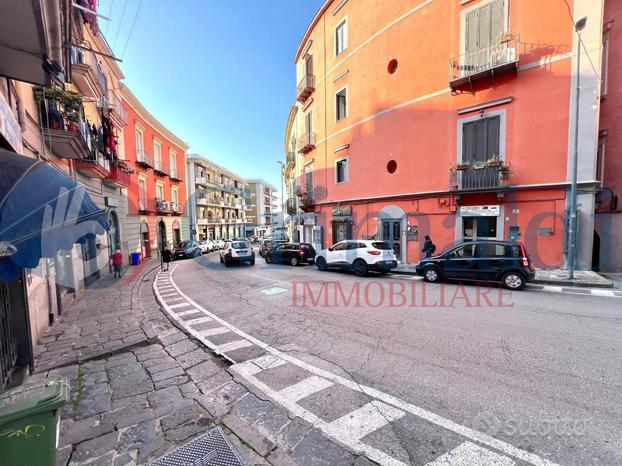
[
  {"xmin": 198, "ymin": 240, "xmax": 214, "ymax": 254},
  {"xmin": 315, "ymin": 240, "xmax": 398, "ymax": 276},
  {"xmin": 220, "ymin": 240, "xmax": 255, "ymax": 266}
]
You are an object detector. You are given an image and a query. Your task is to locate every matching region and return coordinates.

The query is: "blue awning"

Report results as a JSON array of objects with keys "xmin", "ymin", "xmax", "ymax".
[{"xmin": 0, "ymin": 149, "xmax": 108, "ymax": 280}]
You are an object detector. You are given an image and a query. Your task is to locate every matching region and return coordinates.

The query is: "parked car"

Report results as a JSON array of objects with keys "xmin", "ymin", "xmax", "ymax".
[
  {"xmin": 264, "ymin": 243, "xmax": 316, "ymax": 266},
  {"xmin": 415, "ymin": 240, "xmax": 535, "ymax": 290},
  {"xmin": 198, "ymin": 239, "xmax": 214, "ymax": 254},
  {"xmin": 173, "ymin": 240, "xmax": 202, "ymax": 260},
  {"xmin": 315, "ymin": 240, "xmax": 398, "ymax": 276},
  {"xmin": 220, "ymin": 240, "xmax": 255, "ymax": 266},
  {"xmin": 214, "ymin": 239, "xmax": 225, "ymax": 250},
  {"xmin": 259, "ymin": 238, "xmax": 286, "ymax": 257}
]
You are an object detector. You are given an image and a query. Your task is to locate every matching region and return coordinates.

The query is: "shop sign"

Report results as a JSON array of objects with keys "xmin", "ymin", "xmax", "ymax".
[
  {"xmin": 0, "ymin": 91, "xmax": 23, "ymax": 154},
  {"xmin": 459, "ymin": 205, "xmax": 500, "ymax": 217},
  {"xmin": 302, "ymin": 213, "xmax": 315, "ymax": 225},
  {"xmin": 332, "ymin": 206, "xmax": 352, "ymax": 217}
]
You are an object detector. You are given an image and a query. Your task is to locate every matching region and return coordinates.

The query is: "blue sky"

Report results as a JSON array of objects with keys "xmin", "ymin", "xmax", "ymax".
[{"xmin": 99, "ymin": 0, "xmax": 324, "ymax": 190}]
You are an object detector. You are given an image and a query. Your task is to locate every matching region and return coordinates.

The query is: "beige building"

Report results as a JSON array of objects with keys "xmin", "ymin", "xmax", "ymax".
[
  {"xmin": 245, "ymin": 179, "xmax": 279, "ymax": 237},
  {"xmin": 187, "ymin": 155, "xmax": 248, "ymax": 240}
]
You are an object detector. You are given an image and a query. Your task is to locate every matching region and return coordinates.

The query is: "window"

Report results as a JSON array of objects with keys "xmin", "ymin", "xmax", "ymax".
[
  {"xmin": 476, "ymin": 243, "xmax": 506, "ymax": 257},
  {"xmin": 135, "ymin": 128, "xmax": 144, "ymax": 159},
  {"xmin": 336, "ymin": 88, "xmax": 348, "ymax": 121},
  {"xmin": 154, "ymin": 140, "xmax": 162, "ymax": 169},
  {"xmin": 597, "ymin": 131, "xmax": 607, "ymax": 183},
  {"xmin": 170, "ymin": 151, "xmax": 177, "ymax": 178},
  {"xmin": 335, "ymin": 18, "xmax": 348, "ymax": 55},
  {"xmin": 304, "ymin": 111, "xmax": 312, "ymax": 138},
  {"xmin": 602, "ymin": 21, "xmax": 614, "ymax": 97},
  {"xmin": 305, "ymin": 165, "xmax": 313, "ymax": 195},
  {"xmin": 462, "ymin": 116, "xmax": 500, "ymax": 162},
  {"xmin": 171, "ymin": 188, "xmax": 179, "ymax": 206},
  {"xmin": 465, "ymin": 0, "xmax": 505, "ymax": 54},
  {"xmin": 336, "ymin": 158, "xmax": 348, "ymax": 183},
  {"xmin": 138, "ymin": 178, "xmax": 147, "ymax": 210},
  {"xmin": 156, "ymin": 184, "xmax": 164, "ymax": 200}
]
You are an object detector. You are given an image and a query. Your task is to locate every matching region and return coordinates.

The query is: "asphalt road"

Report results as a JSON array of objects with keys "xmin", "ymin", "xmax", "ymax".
[{"xmin": 157, "ymin": 250, "xmax": 622, "ymax": 466}]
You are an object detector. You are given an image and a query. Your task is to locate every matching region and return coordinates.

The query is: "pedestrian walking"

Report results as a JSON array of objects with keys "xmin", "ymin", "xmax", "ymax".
[
  {"xmin": 422, "ymin": 235, "xmax": 436, "ymax": 258},
  {"xmin": 110, "ymin": 249, "xmax": 123, "ymax": 278},
  {"xmin": 162, "ymin": 245, "xmax": 172, "ymax": 271}
]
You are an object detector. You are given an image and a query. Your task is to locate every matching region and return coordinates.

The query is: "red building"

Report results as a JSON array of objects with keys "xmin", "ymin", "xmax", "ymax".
[{"xmin": 120, "ymin": 84, "xmax": 189, "ymax": 258}]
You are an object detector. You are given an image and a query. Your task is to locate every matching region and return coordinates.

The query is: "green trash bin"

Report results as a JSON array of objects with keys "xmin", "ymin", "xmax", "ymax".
[{"xmin": 0, "ymin": 376, "xmax": 70, "ymax": 466}]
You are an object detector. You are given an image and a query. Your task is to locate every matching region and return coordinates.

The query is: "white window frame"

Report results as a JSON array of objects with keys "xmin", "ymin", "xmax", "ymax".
[
  {"xmin": 335, "ymin": 85, "xmax": 349, "ymax": 122},
  {"xmin": 456, "ymin": 109, "xmax": 507, "ymax": 163},
  {"xmin": 135, "ymin": 126, "xmax": 144, "ymax": 160},
  {"xmin": 335, "ymin": 17, "xmax": 348, "ymax": 56},
  {"xmin": 459, "ymin": 0, "xmax": 509, "ymax": 55},
  {"xmin": 154, "ymin": 139, "xmax": 162, "ymax": 170},
  {"xmin": 335, "ymin": 156, "xmax": 349, "ymax": 184},
  {"xmin": 155, "ymin": 182, "xmax": 164, "ymax": 201},
  {"xmin": 169, "ymin": 150, "xmax": 177, "ymax": 178}
]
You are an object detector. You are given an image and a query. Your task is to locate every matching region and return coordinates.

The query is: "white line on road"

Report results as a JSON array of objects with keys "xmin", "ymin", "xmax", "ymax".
[
  {"xmin": 158, "ymin": 268, "xmax": 560, "ymax": 466},
  {"xmin": 590, "ymin": 289, "xmax": 615, "ymax": 297},
  {"xmin": 175, "ymin": 309, "xmax": 201, "ymax": 317},
  {"xmin": 185, "ymin": 316, "xmax": 213, "ymax": 326},
  {"xmin": 277, "ymin": 375, "xmax": 334, "ymax": 403},
  {"xmin": 160, "ymin": 292, "xmax": 178, "ymax": 298},
  {"xmin": 169, "ymin": 302, "xmax": 193, "ymax": 309},
  {"xmin": 218, "ymin": 339, "xmax": 253, "ymax": 353},
  {"xmin": 200, "ymin": 326, "xmax": 230, "ymax": 337},
  {"xmin": 425, "ymin": 441, "xmax": 516, "ymax": 465},
  {"xmin": 329, "ymin": 401, "xmax": 405, "ymax": 445},
  {"xmin": 542, "ymin": 286, "xmax": 563, "ymax": 293}
]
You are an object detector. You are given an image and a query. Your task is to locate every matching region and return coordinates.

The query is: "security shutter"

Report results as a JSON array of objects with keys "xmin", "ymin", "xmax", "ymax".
[
  {"xmin": 465, "ymin": 0, "xmax": 505, "ymax": 52},
  {"xmin": 462, "ymin": 116, "xmax": 501, "ymax": 162}
]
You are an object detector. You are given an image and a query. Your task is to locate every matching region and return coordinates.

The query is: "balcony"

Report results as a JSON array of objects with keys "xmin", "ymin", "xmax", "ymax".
[
  {"xmin": 297, "ymin": 74, "xmax": 316, "ymax": 103},
  {"xmin": 197, "ymin": 216, "xmax": 222, "ymax": 226},
  {"xmin": 100, "ymin": 90, "xmax": 128, "ymax": 127},
  {"xmin": 286, "ymin": 198, "xmax": 297, "ymax": 215},
  {"xmin": 103, "ymin": 163, "xmax": 131, "ymax": 188},
  {"xmin": 154, "ymin": 160, "xmax": 169, "ymax": 177},
  {"xmin": 449, "ymin": 34, "xmax": 520, "ymax": 91},
  {"xmin": 298, "ymin": 133, "xmax": 316, "ymax": 155},
  {"xmin": 75, "ymin": 150, "xmax": 110, "ymax": 179},
  {"xmin": 138, "ymin": 197, "xmax": 151, "ymax": 214},
  {"xmin": 169, "ymin": 167, "xmax": 183, "ymax": 183},
  {"xmin": 298, "ymin": 195, "xmax": 315, "ymax": 213},
  {"xmin": 286, "ymin": 151, "xmax": 295, "ymax": 170},
  {"xmin": 155, "ymin": 199, "xmax": 184, "ymax": 215},
  {"xmin": 171, "ymin": 203, "xmax": 185, "ymax": 215},
  {"xmin": 449, "ymin": 161, "xmax": 511, "ymax": 193},
  {"xmin": 136, "ymin": 150, "xmax": 153, "ymax": 169},
  {"xmin": 70, "ymin": 47, "xmax": 107, "ymax": 98}
]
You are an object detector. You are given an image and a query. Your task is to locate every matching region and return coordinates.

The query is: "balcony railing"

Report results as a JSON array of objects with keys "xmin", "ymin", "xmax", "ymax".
[
  {"xmin": 104, "ymin": 164, "xmax": 131, "ymax": 188},
  {"xmin": 298, "ymin": 195, "xmax": 315, "ymax": 212},
  {"xmin": 75, "ymin": 150, "xmax": 110, "ymax": 179},
  {"xmin": 136, "ymin": 150, "xmax": 153, "ymax": 169},
  {"xmin": 297, "ymin": 74, "xmax": 316, "ymax": 103},
  {"xmin": 169, "ymin": 167, "xmax": 182, "ymax": 182},
  {"xmin": 101, "ymin": 90, "xmax": 128, "ymax": 127},
  {"xmin": 449, "ymin": 162, "xmax": 511, "ymax": 192},
  {"xmin": 70, "ymin": 47, "xmax": 108, "ymax": 98},
  {"xmin": 298, "ymin": 133, "xmax": 316, "ymax": 155},
  {"xmin": 286, "ymin": 198, "xmax": 297, "ymax": 215},
  {"xmin": 154, "ymin": 160, "xmax": 169, "ymax": 177},
  {"xmin": 449, "ymin": 34, "xmax": 520, "ymax": 90}
]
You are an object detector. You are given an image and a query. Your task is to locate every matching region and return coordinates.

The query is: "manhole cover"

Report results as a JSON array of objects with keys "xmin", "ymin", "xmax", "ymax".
[{"xmin": 149, "ymin": 427, "xmax": 246, "ymax": 466}]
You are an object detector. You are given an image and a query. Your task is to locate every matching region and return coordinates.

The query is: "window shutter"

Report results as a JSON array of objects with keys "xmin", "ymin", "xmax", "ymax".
[
  {"xmin": 463, "ymin": 121, "xmax": 477, "ymax": 162},
  {"xmin": 305, "ymin": 111, "xmax": 312, "ymax": 135},
  {"xmin": 475, "ymin": 120, "xmax": 487, "ymax": 162},
  {"xmin": 478, "ymin": 4, "xmax": 491, "ymax": 50},
  {"xmin": 306, "ymin": 55, "xmax": 313, "ymax": 76},
  {"xmin": 486, "ymin": 116, "xmax": 501, "ymax": 158},
  {"xmin": 491, "ymin": 0, "xmax": 505, "ymax": 44},
  {"xmin": 466, "ymin": 10, "xmax": 479, "ymax": 53}
]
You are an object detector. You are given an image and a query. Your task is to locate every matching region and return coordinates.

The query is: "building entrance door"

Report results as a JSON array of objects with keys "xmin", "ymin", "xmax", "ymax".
[
  {"xmin": 462, "ymin": 216, "xmax": 497, "ymax": 240},
  {"xmin": 381, "ymin": 219, "xmax": 402, "ymax": 261},
  {"xmin": 157, "ymin": 221, "xmax": 167, "ymax": 254}
]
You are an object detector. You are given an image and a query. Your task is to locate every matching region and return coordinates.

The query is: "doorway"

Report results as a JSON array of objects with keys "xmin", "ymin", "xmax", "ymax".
[
  {"xmin": 381, "ymin": 219, "xmax": 402, "ymax": 261},
  {"xmin": 592, "ymin": 231, "xmax": 600, "ymax": 271},
  {"xmin": 332, "ymin": 220, "xmax": 352, "ymax": 244},
  {"xmin": 462, "ymin": 216, "xmax": 497, "ymax": 240},
  {"xmin": 82, "ymin": 235, "xmax": 99, "ymax": 288},
  {"xmin": 157, "ymin": 220, "xmax": 167, "ymax": 255}
]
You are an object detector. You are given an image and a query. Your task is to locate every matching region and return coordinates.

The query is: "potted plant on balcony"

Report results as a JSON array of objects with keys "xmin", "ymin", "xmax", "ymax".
[
  {"xmin": 455, "ymin": 162, "xmax": 470, "ymax": 171},
  {"xmin": 33, "ymin": 86, "xmax": 83, "ymax": 132},
  {"xmin": 499, "ymin": 161, "xmax": 512, "ymax": 185},
  {"xmin": 486, "ymin": 155, "xmax": 501, "ymax": 167}
]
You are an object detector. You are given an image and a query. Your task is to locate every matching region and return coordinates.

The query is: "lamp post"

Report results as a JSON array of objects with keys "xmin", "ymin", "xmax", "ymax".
[
  {"xmin": 567, "ymin": 16, "xmax": 587, "ymax": 280},
  {"xmin": 277, "ymin": 161, "xmax": 285, "ymax": 238}
]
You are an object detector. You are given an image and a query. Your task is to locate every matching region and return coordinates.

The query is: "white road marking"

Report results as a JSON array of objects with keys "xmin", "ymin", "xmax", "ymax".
[
  {"xmin": 175, "ymin": 309, "xmax": 201, "ymax": 317},
  {"xmin": 542, "ymin": 286, "xmax": 563, "ymax": 293},
  {"xmin": 200, "ymin": 326, "xmax": 230, "ymax": 337},
  {"xmin": 329, "ymin": 401, "xmax": 405, "ymax": 445},
  {"xmin": 169, "ymin": 302, "xmax": 192, "ymax": 309},
  {"xmin": 158, "ymin": 268, "xmax": 560, "ymax": 466},
  {"xmin": 160, "ymin": 292, "xmax": 178, "ymax": 298},
  {"xmin": 186, "ymin": 316, "xmax": 213, "ymax": 326},
  {"xmin": 591, "ymin": 289, "xmax": 615, "ymax": 297},
  {"xmin": 165, "ymin": 297, "xmax": 185, "ymax": 302},
  {"xmin": 278, "ymin": 376, "xmax": 333, "ymax": 403},
  {"xmin": 425, "ymin": 441, "xmax": 515, "ymax": 466},
  {"xmin": 261, "ymin": 286, "xmax": 288, "ymax": 295},
  {"xmin": 218, "ymin": 339, "xmax": 253, "ymax": 353},
  {"xmin": 393, "ymin": 275, "xmax": 420, "ymax": 280}
]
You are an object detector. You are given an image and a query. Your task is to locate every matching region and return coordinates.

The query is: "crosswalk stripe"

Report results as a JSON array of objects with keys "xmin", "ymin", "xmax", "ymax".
[
  {"xmin": 201, "ymin": 326, "xmax": 230, "ymax": 337},
  {"xmin": 542, "ymin": 285, "xmax": 563, "ymax": 293},
  {"xmin": 169, "ymin": 302, "xmax": 192, "ymax": 309},
  {"xmin": 160, "ymin": 292, "xmax": 178, "ymax": 297},
  {"xmin": 176, "ymin": 309, "xmax": 200, "ymax": 317},
  {"xmin": 591, "ymin": 289, "xmax": 615, "ymax": 297},
  {"xmin": 328, "ymin": 401, "xmax": 404, "ymax": 444},
  {"xmin": 425, "ymin": 441, "xmax": 515, "ymax": 465},
  {"xmin": 166, "ymin": 297, "xmax": 184, "ymax": 302},
  {"xmin": 218, "ymin": 340, "xmax": 253, "ymax": 353},
  {"xmin": 278, "ymin": 376, "xmax": 333, "ymax": 403},
  {"xmin": 186, "ymin": 316, "xmax": 213, "ymax": 326}
]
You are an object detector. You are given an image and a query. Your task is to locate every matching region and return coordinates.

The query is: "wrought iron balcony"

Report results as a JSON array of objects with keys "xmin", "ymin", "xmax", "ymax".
[
  {"xmin": 136, "ymin": 150, "xmax": 153, "ymax": 169},
  {"xmin": 154, "ymin": 160, "xmax": 169, "ymax": 177},
  {"xmin": 449, "ymin": 162, "xmax": 511, "ymax": 193},
  {"xmin": 155, "ymin": 198, "xmax": 172, "ymax": 214},
  {"xmin": 286, "ymin": 198, "xmax": 297, "ymax": 215},
  {"xmin": 75, "ymin": 150, "xmax": 110, "ymax": 179},
  {"xmin": 298, "ymin": 133, "xmax": 316, "ymax": 155},
  {"xmin": 298, "ymin": 195, "xmax": 315, "ymax": 212},
  {"xmin": 104, "ymin": 163, "xmax": 131, "ymax": 188},
  {"xmin": 297, "ymin": 74, "xmax": 315, "ymax": 103},
  {"xmin": 449, "ymin": 33, "xmax": 520, "ymax": 91}
]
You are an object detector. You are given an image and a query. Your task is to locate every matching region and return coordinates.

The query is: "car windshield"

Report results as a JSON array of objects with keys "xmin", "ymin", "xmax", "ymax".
[
  {"xmin": 371, "ymin": 242, "xmax": 393, "ymax": 250},
  {"xmin": 232, "ymin": 242, "xmax": 249, "ymax": 249},
  {"xmin": 179, "ymin": 241, "xmax": 191, "ymax": 248}
]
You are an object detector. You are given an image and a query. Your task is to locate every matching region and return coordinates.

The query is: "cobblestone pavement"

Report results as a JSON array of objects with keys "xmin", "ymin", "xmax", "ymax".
[{"xmin": 31, "ymin": 261, "xmax": 375, "ymax": 466}]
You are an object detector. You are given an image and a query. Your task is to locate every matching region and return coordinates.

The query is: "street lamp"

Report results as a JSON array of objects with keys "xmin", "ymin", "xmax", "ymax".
[
  {"xmin": 277, "ymin": 161, "xmax": 285, "ymax": 238},
  {"xmin": 567, "ymin": 16, "xmax": 587, "ymax": 279}
]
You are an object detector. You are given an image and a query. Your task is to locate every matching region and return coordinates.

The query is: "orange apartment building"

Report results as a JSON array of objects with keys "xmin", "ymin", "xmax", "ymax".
[
  {"xmin": 285, "ymin": 0, "xmax": 614, "ymax": 270},
  {"xmin": 120, "ymin": 84, "xmax": 189, "ymax": 259}
]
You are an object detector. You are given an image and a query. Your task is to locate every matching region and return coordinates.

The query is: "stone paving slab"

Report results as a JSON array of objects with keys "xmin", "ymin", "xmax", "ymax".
[{"xmin": 25, "ymin": 260, "xmax": 377, "ymax": 465}]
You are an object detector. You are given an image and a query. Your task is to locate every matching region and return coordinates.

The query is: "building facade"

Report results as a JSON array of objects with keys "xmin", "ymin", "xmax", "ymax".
[
  {"xmin": 187, "ymin": 155, "xmax": 248, "ymax": 241},
  {"xmin": 286, "ymin": 0, "xmax": 609, "ymax": 269},
  {"xmin": 121, "ymin": 84, "xmax": 189, "ymax": 258},
  {"xmin": 245, "ymin": 179, "xmax": 279, "ymax": 238}
]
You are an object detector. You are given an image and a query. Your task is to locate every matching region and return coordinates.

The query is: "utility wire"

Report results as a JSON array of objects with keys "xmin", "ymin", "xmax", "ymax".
[
  {"xmin": 112, "ymin": 0, "xmax": 128, "ymax": 51},
  {"xmin": 104, "ymin": 0, "xmax": 114, "ymax": 35},
  {"xmin": 561, "ymin": 0, "xmax": 601, "ymax": 81},
  {"xmin": 120, "ymin": 0, "xmax": 144, "ymax": 59}
]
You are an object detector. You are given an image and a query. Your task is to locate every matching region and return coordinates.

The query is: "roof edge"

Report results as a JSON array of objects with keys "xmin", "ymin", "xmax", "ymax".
[{"xmin": 293, "ymin": 0, "xmax": 336, "ymax": 63}]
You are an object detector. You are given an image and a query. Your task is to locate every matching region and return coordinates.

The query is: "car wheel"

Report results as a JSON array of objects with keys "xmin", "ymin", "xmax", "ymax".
[
  {"xmin": 423, "ymin": 266, "xmax": 441, "ymax": 283},
  {"xmin": 290, "ymin": 257, "xmax": 299, "ymax": 266},
  {"xmin": 219, "ymin": 255, "xmax": 223, "ymax": 263},
  {"xmin": 249, "ymin": 257, "xmax": 255, "ymax": 266},
  {"xmin": 353, "ymin": 259, "xmax": 368, "ymax": 277},
  {"xmin": 502, "ymin": 272, "xmax": 525, "ymax": 290},
  {"xmin": 315, "ymin": 257, "xmax": 327, "ymax": 271},
  {"xmin": 265, "ymin": 254, "xmax": 272, "ymax": 263}
]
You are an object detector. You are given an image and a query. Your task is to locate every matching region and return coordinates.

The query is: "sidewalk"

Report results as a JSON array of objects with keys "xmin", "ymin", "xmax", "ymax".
[
  {"xmin": 31, "ymin": 261, "xmax": 374, "ymax": 466},
  {"xmin": 393, "ymin": 264, "xmax": 615, "ymax": 288}
]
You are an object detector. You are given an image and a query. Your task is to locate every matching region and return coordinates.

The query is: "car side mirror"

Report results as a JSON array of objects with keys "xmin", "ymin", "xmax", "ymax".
[{"xmin": 328, "ymin": 247, "xmax": 333, "ymax": 251}]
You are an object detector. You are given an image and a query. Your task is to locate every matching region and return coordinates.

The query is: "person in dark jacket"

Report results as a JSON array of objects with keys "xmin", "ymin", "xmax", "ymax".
[
  {"xmin": 162, "ymin": 245, "xmax": 173, "ymax": 271},
  {"xmin": 422, "ymin": 235, "xmax": 436, "ymax": 258}
]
